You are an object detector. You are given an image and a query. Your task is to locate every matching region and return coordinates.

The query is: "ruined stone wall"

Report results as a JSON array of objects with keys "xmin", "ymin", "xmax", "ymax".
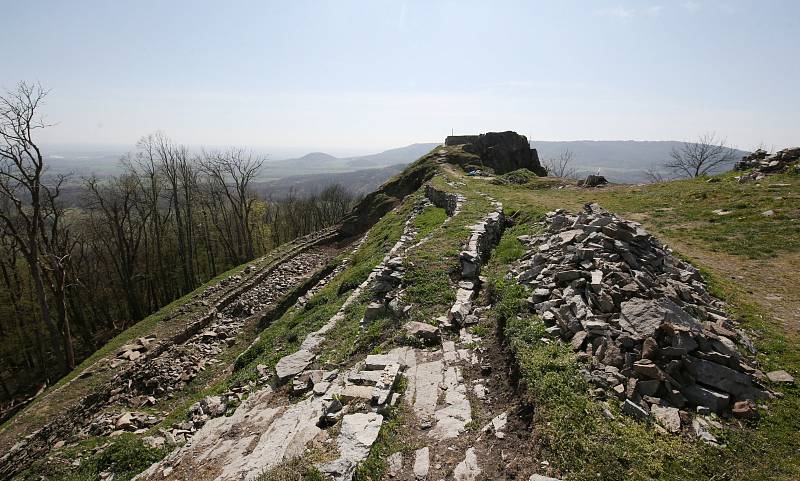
[
  {"xmin": 444, "ymin": 131, "xmax": 547, "ymax": 176},
  {"xmin": 425, "ymin": 184, "xmax": 462, "ymax": 216}
]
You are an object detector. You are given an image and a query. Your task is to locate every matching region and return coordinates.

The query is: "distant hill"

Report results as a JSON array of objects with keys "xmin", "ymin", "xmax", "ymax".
[{"xmin": 261, "ymin": 143, "xmax": 440, "ymax": 178}]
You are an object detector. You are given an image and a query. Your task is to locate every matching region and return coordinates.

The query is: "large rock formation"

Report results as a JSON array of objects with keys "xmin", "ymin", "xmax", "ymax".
[{"xmin": 445, "ymin": 131, "xmax": 547, "ymax": 176}]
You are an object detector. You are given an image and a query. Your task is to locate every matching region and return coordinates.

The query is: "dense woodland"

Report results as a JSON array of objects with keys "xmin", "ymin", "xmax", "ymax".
[{"xmin": 0, "ymin": 83, "xmax": 357, "ymax": 404}]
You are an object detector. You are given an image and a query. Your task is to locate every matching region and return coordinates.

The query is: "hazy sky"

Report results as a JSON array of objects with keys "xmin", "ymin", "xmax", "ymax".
[{"xmin": 3, "ymin": 0, "xmax": 798, "ymax": 156}]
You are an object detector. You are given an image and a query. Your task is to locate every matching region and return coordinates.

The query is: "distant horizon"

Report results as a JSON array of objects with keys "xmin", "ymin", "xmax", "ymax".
[{"xmin": 41, "ymin": 136, "xmax": 758, "ymax": 162}]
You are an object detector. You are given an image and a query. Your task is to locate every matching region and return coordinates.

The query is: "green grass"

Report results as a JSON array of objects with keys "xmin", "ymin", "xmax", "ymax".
[
  {"xmin": 413, "ymin": 203, "xmax": 447, "ymax": 239},
  {"xmin": 18, "ymin": 434, "xmax": 168, "ymax": 481},
  {"xmin": 256, "ymin": 456, "xmax": 327, "ymax": 481},
  {"xmin": 471, "ymin": 171, "xmax": 800, "ymax": 259}
]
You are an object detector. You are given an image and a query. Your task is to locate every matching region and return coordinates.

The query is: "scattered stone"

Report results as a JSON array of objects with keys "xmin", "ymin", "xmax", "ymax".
[
  {"xmin": 275, "ymin": 350, "xmax": 316, "ymax": 380},
  {"xmin": 529, "ymin": 475, "xmax": 564, "ymax": 481},
  {"xmin": 622, "ymin": 399, "xmax": 649, "ymax": 420},
  {"xmin": 387, "ymin": 452, "xmax": 403, "ymax": 477},
  {"xmin": 403, "ymin": 321, "xmax": 441, "ymax": 344},
  {"xmin": 651, "ymin": 405, "xmax": 681, "ymax": 433},
  {"xmin": 732, "ymin": 400, "xmax": 758, "ymax": 419}
]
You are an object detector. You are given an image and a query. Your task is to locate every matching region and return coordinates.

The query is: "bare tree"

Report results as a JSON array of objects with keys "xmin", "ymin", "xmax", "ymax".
[
  {"xmin": 665, "ymin": 132, "xmax": 737, "ymax": 178},
  {"xmin": 0, "ymin": 82, "xmax": 66, "ymax": 371},
  {"xmin": 642, "ymin": 165, "xmax": 666, "ymax": 183},
  {"xmin": 39, "ymin": 174, "xmax": 79, "ymax": 369},
  {"xmin": 199, "ymin": 149, "xmax": 264, "ymax": 262},
  {"xmin": 545, "ymin": 148, "xmax": 577, "ymax": 178},
  {"xmin": 83, "ymin": 173, "xmax": 150, "ymax": 320}
]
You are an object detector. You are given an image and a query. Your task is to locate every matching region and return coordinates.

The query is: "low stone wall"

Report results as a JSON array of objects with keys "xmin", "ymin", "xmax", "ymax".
[
  {"xmin": 459, "ymin": 201, "xmax": 505, "ymax": 279},
  {"xmin": 425, "ymin": 184, "xmax": 463, "ymax": 216}
]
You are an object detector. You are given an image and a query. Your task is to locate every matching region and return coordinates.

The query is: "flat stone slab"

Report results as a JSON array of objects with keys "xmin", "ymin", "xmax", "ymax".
[
  {"xmin": 403, "ymin": 321, "xmax": 441, "ymax": 343},
  {"xmin": 134, "ymin": 386, "xmax": 327, "ymax": 481},
  {"xmin": 275, "ymin": 349, "xmax": 315, "ymax": 380},
  {"xmin": 318, "ymin": 413, "xmax": 384, "ymax": 481},
  {"xmin": 413, "ymin": 446, "xmax": 430, "ymax": 479},
  {"xmin": 365, "ymin": 353, "xmax": 400, "ymax": 371},
  {"xmin": 431, "ymin": 366, "xmax": 471, "ymax": 440},
  {"xmin": 339, "ymin": 385, "xmax": 375, "ymax": 402},
  {"xmin": 619, "ymin": 298, "xmax": 701, "ymax": 338},
  {"xmin": 387, "ymin": 452, "xmax": 403, "ymax": 477},
  {"xmin": 410, "ymin": 360, "xmax": 444, "ymax": 419}
]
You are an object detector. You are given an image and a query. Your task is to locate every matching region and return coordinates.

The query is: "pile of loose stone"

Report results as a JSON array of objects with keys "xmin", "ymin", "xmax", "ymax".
[
  {"xmin": 510, "ymin": 203, "xmax": 789, "ymax": 437},
  {"xmin": 735, "ymin": 147, "xmax": 800, "ymax": 183}
]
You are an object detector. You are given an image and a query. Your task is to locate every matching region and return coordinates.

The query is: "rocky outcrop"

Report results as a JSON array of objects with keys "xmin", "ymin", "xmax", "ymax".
[
  {"xmin": 578, "ymin": 174, "xmax": 608, "ymax": 188},
  {"xmin": 445, "ymin": 131, "xmax": 547, "ymax": 176},
  {"xmin": 510, "ymin": 204, "xmax": 774, "ymax": 435},
  {"xmin": 338, "ymin": 156, "xmax": 439, "ymax": 238},
  {"xmin": 735, "ymin": 147, "xmax": 800, "ymax": 182}
]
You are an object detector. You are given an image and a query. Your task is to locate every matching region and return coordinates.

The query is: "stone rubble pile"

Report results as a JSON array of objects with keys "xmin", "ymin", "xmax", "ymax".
[
  {"xmin": 735, "ymin": 147, "xmax": 800, "ymax": 182},
  {"xmin": 511, "ymin": 203, "xmax": 776, "ymax": 434},
  {"xmin": 114, "ymin": 335, "xmax": 157, "ymax": 364},
  {"xmin": 85, "ymin": 411, "xmax": 162, "ymax": 437}
]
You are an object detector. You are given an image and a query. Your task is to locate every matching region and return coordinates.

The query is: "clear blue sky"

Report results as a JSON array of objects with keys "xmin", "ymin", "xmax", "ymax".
[{"xmin": 2, "ymin": 0, "xmax": 798, "ymax": 155}]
